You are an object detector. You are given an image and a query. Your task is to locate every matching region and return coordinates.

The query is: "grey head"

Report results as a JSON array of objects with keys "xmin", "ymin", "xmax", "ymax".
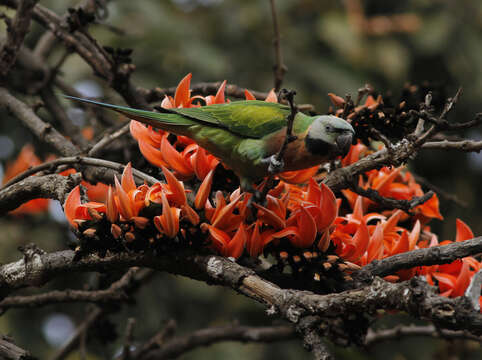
[{"xmin": 305, "ymin": 115, "xmax": 355, "ymax": 158}]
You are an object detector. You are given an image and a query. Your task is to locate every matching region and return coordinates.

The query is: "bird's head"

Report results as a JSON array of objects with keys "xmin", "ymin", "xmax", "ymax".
[{"xmin": 305, "ymin": 115, "xmax": 355, "ymax": 158}]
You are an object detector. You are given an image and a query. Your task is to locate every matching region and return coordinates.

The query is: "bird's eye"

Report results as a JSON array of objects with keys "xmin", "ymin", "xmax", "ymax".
[{"xmin": 325, "ymin": 125, "xmax": 332, "ymax": 132}]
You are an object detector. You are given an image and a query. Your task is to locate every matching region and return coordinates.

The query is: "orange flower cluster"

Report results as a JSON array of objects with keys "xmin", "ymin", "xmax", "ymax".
[
  {"xmin": 332, "ymin": 143, "xmax": 481, "ymax": 307},
  {"xmin": 65, "ymin": 162, "xmax": 338, "ymax": 259}
]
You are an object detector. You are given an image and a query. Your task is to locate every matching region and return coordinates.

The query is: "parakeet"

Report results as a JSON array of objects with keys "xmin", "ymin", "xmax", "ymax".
[{"xmin": 65, "ymin": 96, "xmax": 355, "ymax": 190}]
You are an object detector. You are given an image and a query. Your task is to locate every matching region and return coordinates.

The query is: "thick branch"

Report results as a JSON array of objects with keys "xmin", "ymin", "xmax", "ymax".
[
  {"xmin": 0, "ymin": 173, "xmax": 81, "ymax": 215},
  {"xmin": 355, "ymin": 236, "xmax": 482, "ymax": 280},
  {"xmin": 0, "ymin": 334, "xmax": 36, "ymax": 360},
  {"xmin": 141, "ymin": 325, "xmax": 295, "ymax": 360},
  {"xmin": 1, "ymin": 250, "xmax": 481, "ymax": 337},
  {"xmin": 323, "ymin": 141, "xmax": 415, "ymax": 192},
  {"xmin": 0, "ymin": 87, "xmax": 79, "ymax": 156}
]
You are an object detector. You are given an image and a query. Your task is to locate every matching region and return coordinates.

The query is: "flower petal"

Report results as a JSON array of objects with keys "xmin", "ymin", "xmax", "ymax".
[
  {"xmin": 194, "ymin": 169, "xmax": 214, "ymax": 210},
  {"xmin": 174, "ymin": 73, "xmax": 192, "ymax": 107},
  {"xmin": 64, "ymin": 185, "xmax": 81, "ymax": 228},
  {"xmin": 455, "ymin": 218, "xmax": 474, "ymax": 242}
]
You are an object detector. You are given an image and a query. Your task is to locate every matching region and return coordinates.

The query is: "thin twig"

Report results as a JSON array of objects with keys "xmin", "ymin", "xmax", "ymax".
[
  {"xmin": 49, "ymin": 307, "xmax": 103, "ymax": 360},
  {"xmin": 1, "ymin": 156, "xmax": 159, "ymax": 189},
  {"xmin": 120, "ymin": 318, "xmax": 136, "ymax": 360},
  {"xmin": 269, "ymin": 0, "xmax": 287, "ymax": 91},
  {"xmin": 0, "ymin": 87, "xmax": 79, "ymax": 156},
  {"xmin": 365, "ymin": 325, "xmax": 481, "ymax": 347},
  {"xmin": 88, "ymin": 123, "xmax": 130, "ymax": 157},
  {"xmin": 132, "ymin": 319, "xmax": 177, "ymax": 359},
  {"xmin": 0, "ymin": 268, "xmax": 152, "ymax": 312},
  {"xmin": 350, "ymin": 183, "xmax": 434, "ymax": 212},
  {"xmin": 412, "ymin": 173, "xmax": 468, "ymax": 208},
  {"xmin": 140, "ymin": 324, "xmax": 295, "ymax": 360},
  {"xmin": 423, "ymin": 140, "xmax": 482, "ymax": 152}
]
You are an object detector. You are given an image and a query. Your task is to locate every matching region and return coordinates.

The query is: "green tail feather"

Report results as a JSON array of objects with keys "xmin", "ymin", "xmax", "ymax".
[{"xmin": 62, "ymin": 95, "xmax": 195, "ymax": 127}]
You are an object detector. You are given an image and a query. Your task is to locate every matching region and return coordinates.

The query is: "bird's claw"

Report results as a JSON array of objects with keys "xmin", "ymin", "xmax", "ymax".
[{"xmin": 268, "ymin": 155, "xmax": 284, "ymax": 174}]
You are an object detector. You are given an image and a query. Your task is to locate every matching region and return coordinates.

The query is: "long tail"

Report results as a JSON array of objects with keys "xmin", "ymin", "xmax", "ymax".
[{"xmin": 63, "ymin": 95, "xmax": 195, "ymax": 129}]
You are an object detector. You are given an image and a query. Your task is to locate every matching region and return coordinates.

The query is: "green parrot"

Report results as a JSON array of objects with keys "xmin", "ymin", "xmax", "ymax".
[{"xmin": 65, "ymin": 96, "xmax": 355, "ymax": 190}]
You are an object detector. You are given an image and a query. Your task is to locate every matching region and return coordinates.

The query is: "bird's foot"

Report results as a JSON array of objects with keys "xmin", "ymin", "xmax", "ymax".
[{"xmin": 267, "ymin": 155, "xmax": 284, "ymax": 174}]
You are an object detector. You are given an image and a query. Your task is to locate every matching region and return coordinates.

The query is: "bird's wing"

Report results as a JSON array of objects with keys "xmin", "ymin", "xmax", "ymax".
[{"xmin": 172, "ymin": 101, "xmax": 290, "ymax": 138}]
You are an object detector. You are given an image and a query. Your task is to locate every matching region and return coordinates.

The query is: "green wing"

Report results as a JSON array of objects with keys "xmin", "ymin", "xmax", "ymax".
[
  {"xmin": 169, "ymin": 101, "xmax": 290, "ymax": 139},
  {"xmin": 64, "ymin": 96, "xmax": 290, "ymax": 139}
]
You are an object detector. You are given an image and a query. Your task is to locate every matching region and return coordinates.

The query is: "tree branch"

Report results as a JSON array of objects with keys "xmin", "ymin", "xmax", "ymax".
[
  {"xmin": 0, "ymin": 334, "xmax": 36, "ymax": 360},
  {"xmin": 1, "ymin": 156, "xmax": 159, "ymax": 190},
  {"xmin": 49, "ymin": 307, "xmax": 103, "ymax": 360},
  {"xmin": 423, "ymin": 140, "xmax": 482, "ymax": 152},
  {"xmin": 0, "ymin": 87, "xmax": 79, "ymax": 156},
  {"xmin": 0, "ymin": 173, "xmax": 81, "ymax": 215},
  {"xmin": 1, "ymin": 249, "xmax": 481, "ymax": 340},
  {"xmin": 140, "ymin": 324, "xmax": 295, "ymax": 360},
  {"xmin": 0, "ymin": 268, "xmax": 152, "ymax": 312},
  {"xmin": 0, "ymin": 0, "xmax": 38, "ymax": 77},
  {"xmin": 365, "ymin": 324, "xmax": 481, "ymax": 347},
  {"xmin": 349, "ymin": 182, "xmax": 434, "ymax": 212},
  {"xmin": 269, "ymin": 0, "xmax": 287, "ymax": 91},
  {"xmin": 355, "ymin": 236, "xmax": 482, "ymax": 280}
]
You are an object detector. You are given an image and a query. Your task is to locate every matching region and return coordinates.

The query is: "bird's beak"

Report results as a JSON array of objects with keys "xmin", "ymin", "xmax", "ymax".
[{"xmin": 336, "ymin": 132, "xmax": 353, "ymax": 157}]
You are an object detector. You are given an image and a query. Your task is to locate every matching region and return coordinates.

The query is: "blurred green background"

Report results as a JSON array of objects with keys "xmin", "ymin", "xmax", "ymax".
[{"xmin": 1, "ymin": 0, "xmax": 481, "ymax": 359}]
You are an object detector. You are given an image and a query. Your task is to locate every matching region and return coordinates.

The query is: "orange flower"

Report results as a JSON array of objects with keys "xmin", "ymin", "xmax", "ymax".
[
  {"xmin": 154, "ymin": 192, "xmax": 180, "ymax": 238},
  {"xmin": 3, "ymin": 145, "xmax": 49, "ymax": 214},
  {"xmin": 64, "ymin": 185, "xmax": 106, "ymax": 228},
  {"xmin": 208, "ymin": 223, "xmax": 247, "ymax": 259}
]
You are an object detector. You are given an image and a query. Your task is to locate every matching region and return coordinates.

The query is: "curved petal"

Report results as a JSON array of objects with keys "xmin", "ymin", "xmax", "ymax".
[
  {"xmin": 214, "ymin": 80, "xmax": 227, "ymax": 104},
  {"xmin": 115, "ymin": 176, "xmax": 134, "ymax": 220},
  {"xmin": 161, "ymin": 165, "xmax": 187, "ymax": 206},
  {"xmin": 138, "ymin": 140, "xmax": 169, "ymax": 168},
  {"xmin": 174, "ymin": 73, "xmax": 192, "ymax": 107},
  {"xmin": 121, "ymin": 162, "xmax": 137, "ymax": 193},
  {"xmin": 316, "ymin": 183, "xmax": 338, "ymax": 231},
  {"xmin": 160, "ymin": 135, "xmax": 193, "ymax": 177},
  {"xmin": 247, "ymin": 221, "xmax": 263, "ymax": 257},
  {"xmin": 106, "ymin": 185, "xmax": 118, "ymax": 223},
  {"xmin": 64, "ymin": 185, "xmax": 81, "ymax": 228},
  {"xmin": 367, "ymin": 223, "xmax": 384, "ymax": 263},
  {"xmin": 391, "ymin": 230, "xmax": 409, "ymax": 255},
  {"xmin": 244, "ymin": 89, "xmax": 256, "ymax": 100},
  {"xmin": 194, "ymin": 169, "xmax": 214, "ymax": 210},
  {"xmin": 296, "ymin": 206, "xmax": 317, "ymax": 248},
  {"xmin": 226, "ymin": 223, "xmax": 247, "ymax": 259},
  {"xmin": 346, "ymin": 220, "xmax": 369, "ymax": 262},
  {"xmin": 455, "ymin": 218, "xmax": 474, "ymax": 242},
  {"xmin": 265, "ymin": 88, "xmax": 277, "ymax": 103}
]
